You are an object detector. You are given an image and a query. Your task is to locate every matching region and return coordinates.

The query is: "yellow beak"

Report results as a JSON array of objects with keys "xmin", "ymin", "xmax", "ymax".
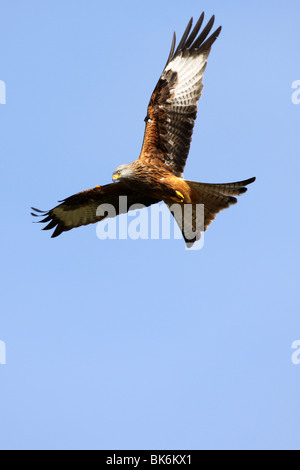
[{"xmin": 112, "ymin": 174, "xmax": 119, "ymax": 181}]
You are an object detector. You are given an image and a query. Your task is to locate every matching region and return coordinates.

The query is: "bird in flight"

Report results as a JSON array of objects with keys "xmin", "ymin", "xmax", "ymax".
[{"xmin": 32, "ymin": 13, "xmax": 255, "ymax": 247}]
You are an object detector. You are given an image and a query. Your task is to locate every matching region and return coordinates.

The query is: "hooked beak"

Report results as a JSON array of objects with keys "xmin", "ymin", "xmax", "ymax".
[{"xmin": 112, "ymin": 174, "xmax": 119, "ymax": 182}]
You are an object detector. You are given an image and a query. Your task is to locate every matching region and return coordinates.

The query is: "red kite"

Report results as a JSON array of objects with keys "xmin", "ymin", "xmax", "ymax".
[{"xmin": 32, "ymin": 13, "xmax": 255, "ymax": 247}]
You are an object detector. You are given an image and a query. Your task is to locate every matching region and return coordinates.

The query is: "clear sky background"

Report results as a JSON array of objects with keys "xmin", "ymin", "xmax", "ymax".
[{"xmin": 1, "ymin": 0, "xmax": 299, "ymax": 450}]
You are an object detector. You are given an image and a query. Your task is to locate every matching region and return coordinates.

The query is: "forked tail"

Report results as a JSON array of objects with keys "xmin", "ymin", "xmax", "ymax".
[{"xmin": 167, "ymin": 177, "xmax": 256, "ymax": 248}]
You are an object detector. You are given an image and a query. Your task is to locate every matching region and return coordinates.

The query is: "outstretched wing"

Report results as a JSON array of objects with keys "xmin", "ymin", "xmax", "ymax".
[
  {"xmin": 31, "ymin": 183, "xmax": 159, "ymax": 238},
  {"xmin": 139, "ymin": 14, "xmax": 222, "ymax": 177}
]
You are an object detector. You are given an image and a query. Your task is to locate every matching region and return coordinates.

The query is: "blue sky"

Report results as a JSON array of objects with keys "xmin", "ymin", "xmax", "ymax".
[{"xmin": 1, "ymin": 0, "xmax": 300, "ymax": 450}]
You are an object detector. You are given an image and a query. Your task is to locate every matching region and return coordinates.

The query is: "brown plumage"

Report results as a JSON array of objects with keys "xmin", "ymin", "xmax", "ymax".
[{"xmin": 32, "ymin": 13, "xmax": 255, "ymax": 247}]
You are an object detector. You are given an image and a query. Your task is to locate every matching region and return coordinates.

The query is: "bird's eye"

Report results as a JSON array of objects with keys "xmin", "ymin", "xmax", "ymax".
[{"xmin": 144, "ymin": 115, "xmax": 152, "ymax": 123}]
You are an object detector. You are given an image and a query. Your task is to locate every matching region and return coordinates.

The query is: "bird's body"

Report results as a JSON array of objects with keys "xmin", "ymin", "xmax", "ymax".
[
  {"xmin": 113, "ymin": 161, "xmax": 190, "ymax": 202},
  {"xmin": 32, "ymin": 13, "xmax": 255, "ymax": 247}
]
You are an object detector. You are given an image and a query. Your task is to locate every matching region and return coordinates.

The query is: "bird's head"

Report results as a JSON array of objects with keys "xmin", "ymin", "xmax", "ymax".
[{"xmin": 112, "ymin": 163, "xmax": 135, "ymax": 182}]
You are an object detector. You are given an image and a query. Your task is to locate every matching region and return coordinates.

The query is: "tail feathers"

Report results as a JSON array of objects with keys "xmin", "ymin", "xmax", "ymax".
[
  {"xmin": 187, "ymin": 177, "xmax": 256, "ymax": 197},
  {"xmin": 187, "ymin": 176, "xmax": 255, "ymax": 231},
  {"xmin": 167, "ymin": 177, "xmax": 255, "ymax": 248}
]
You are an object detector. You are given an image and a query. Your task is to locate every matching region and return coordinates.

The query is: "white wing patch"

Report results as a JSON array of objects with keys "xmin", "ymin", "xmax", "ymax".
[{"xmin": 164, "ymin": 52, "xmax": 208, "ymax": 106}]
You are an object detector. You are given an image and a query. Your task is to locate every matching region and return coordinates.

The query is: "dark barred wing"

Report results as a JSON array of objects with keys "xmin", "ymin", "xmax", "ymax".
[
  {"xmin": 139, "ymin": 14, "xmax": 222, "ymax": 177},
  {"xmin": 31, "ymin": 183, "xmax": 159, "ymax": 238}
]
